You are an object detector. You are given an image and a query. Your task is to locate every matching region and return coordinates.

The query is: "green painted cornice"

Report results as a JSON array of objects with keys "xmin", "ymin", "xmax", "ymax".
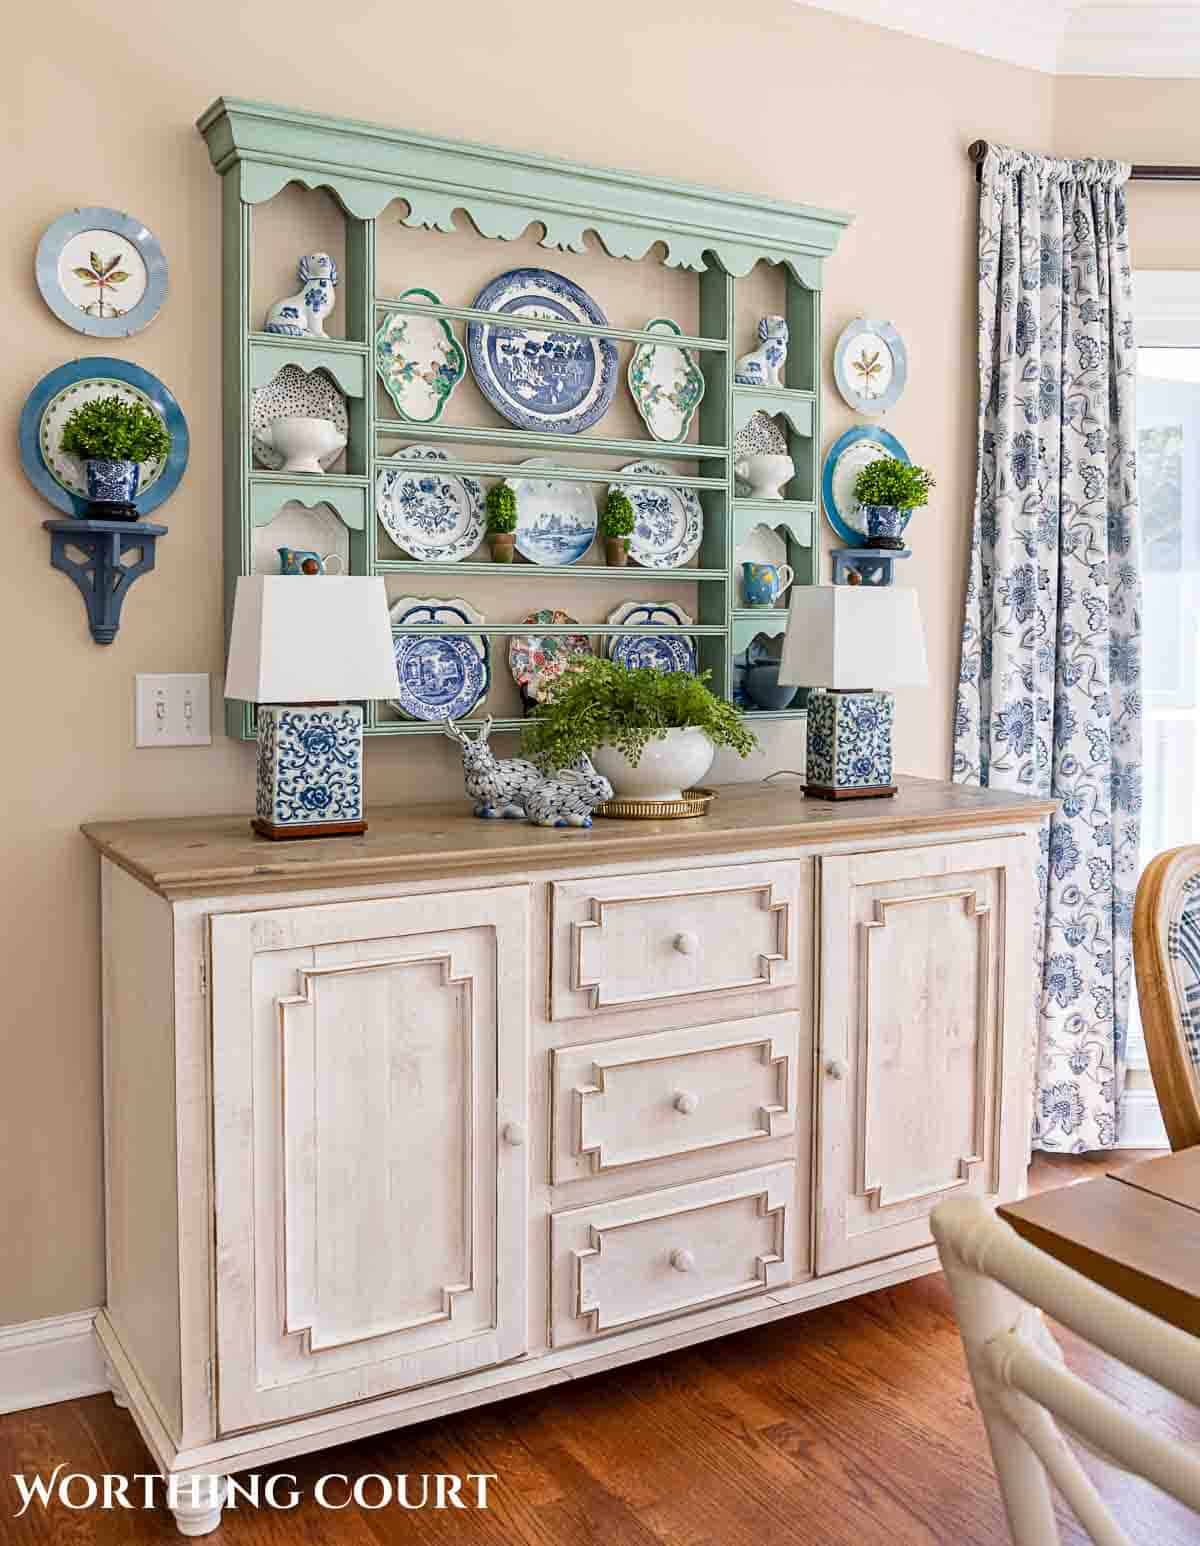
[{"xmin": 196, "ymin": 97, "xmax": 851, "ymax": 285}]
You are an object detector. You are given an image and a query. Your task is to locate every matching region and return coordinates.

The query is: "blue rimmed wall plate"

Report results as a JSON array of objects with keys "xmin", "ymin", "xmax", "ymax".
[
  {"xmin": 35, "ymin": 208, "xmax": 168, "ymax": 338},
  {"xmin": 833, "ymin": 318, "xmax": 908, "ymax": 415},
  {"xmin": 391, "ymin": 633, "xmax": 489, "ymax": 721},
  {"xmin": 821, "ymin": 426, "xmax": 909, "ymax": 548},
  {"xmin": 610, "ymin": 633, "xmax": 697, "ymax": 674},
  {"xmin": 466, "ymin": 268, "xmax": 618, "ymax": 434},
  {"xmin": 19, "ymin": 358, "xmax": 190, "ymax": 519}
]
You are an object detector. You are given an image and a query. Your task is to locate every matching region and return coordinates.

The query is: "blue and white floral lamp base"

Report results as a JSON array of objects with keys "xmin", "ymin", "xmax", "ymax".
[
  {"xmin": 778, "ymin": 586, "xmax": 928, "ymax": 802},
  {"xmin": 225, "ymin": 575, "xmax": 400, "ymax": 842}
]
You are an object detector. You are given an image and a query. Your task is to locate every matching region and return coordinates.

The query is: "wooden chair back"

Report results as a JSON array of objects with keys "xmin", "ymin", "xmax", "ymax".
[{"xmin": 1134, "ymin": 846, "xmax": 1200, "ymax": 1151}]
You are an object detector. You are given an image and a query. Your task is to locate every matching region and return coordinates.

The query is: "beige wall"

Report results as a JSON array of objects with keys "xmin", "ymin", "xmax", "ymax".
[{"xmin": 2, "ymin": 0, "xmax": 1056, "ymax": 1325}]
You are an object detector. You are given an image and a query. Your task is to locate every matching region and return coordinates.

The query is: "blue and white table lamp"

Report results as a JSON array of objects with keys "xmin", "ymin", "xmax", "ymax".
[
  {"xmin": 225, "ymin": 575, "xmax": 401, "ymax": 840},
  {"xmin": 777, "ymin": 585, "xmax": 929, "ymax": 800}
]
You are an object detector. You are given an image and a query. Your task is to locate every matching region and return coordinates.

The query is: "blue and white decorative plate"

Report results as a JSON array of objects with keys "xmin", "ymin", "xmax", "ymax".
[
  {"xmin": 610, "ymin": 461, "xmax": 703, "ymax": 569},
  {"xmin": 610, "ymin": 632, "xmax": 697, "ymax": 674},
  {"xmin": 604, "ymin": 599, "xmax": 693, "ymax": 658},
  {"xmin": 391, "ymin": 632, "xmax": 489, "ymax": 722},
  {"xmin": 467, "ymin": 268, "xmax": 618, "ymax": 434},
  {"xmin": 833, "ymin": 318, "xmax": 908, "ymax": 416},
  {"xmin": 389, "ymin": 596, "xmax": 488, "ymax": 663},
  {"xmin": 19, "ymin": 358, "xmax": 189, "ymax": 518},
  {"xmin": 508, "ymin": 459, "xmax": 598, "ymax": 566},
  {"xmin": 35, "ymin": 208, "xmax": 168, "ymax": 338},
  {"xmin": 376, "ymin": 447, "xmax": 485, "ymax": 562},
  {"xmin": 821, "ymin": 426, "xmax": 910, "ymax": 548}
]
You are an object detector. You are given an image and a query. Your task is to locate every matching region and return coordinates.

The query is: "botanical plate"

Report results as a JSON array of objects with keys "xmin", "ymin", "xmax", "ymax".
[
  {"xmin": 733, "ymin": 522, "xmax": 788, "ymax": 604},
  {"xmin": 389, "ymin": 596, "xmax": 488, "ymax": 662},
  {"xmin": 391, "ymin": 632, "xmax": 489, "ymax": 722},
  {"xmin": 609, "ymin": 461, "xmax": 703, "ymax": 569},
  {"xmin": 833, "ymin": 318, "xmax": 908, "ymax": 415},
  {"xmin": 507, "ymin": 609, "xmax": 592, "ymax": 704},
  {"xmin": 628, "ymin": 317, "xmax": 705, "ymax": 443},
  {"xmin": 610, "ymin": 632, "xmax": 697, "ymax": 674},
  {"xmin": 821, "ymin": 426, "xmax": 910, "ymax": 548},
  {"xmin": 466, "ymin": 267, "xmax": 618, "ymax": 434},
  {"xmin": 251, "ymin": 365, "xmax": 348, "ymax": 471},
  {"xmin": 508, "ymin": 459, "xmax": 598, "ymax": 566},
  {"xmin": 604, "ymin": 599, "xmax": 693, "ymax": 658},
  {"xmin": 375, "ymin": 287, "xmax": 466, "ymax": 424},
  {"xmin": 19, "ymin": 357, "xmax": 189, "ymax": 518},
  {"xmin": 35, "ymin": 207, "xmax": 168, "ymax": 338},
  {"xmin": 376, "ymin": 447, "xmax": 485, "ymax": 562}
]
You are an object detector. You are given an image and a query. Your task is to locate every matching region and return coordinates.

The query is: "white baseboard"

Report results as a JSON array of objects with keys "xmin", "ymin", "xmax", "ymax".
[
  {"xmin": 0, "ymin": 1308, "xmax": 105, "ymax": 1416},
  {"xmin": 1119, "ymin": 1087, "xmax": 1169, "ymax": 1150}
]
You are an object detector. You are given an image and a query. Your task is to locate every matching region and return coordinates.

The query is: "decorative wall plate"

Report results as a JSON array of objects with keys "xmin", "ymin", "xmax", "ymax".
[
  {"xmin": 628, "ymin": 317, "xmax": 706, "ymax": 443},
  {"xmin": 821, "ymin": 425, "xmax": 910, "ymax": 548},
  {"xmin": 507, "ymin": 609, "xmax": 592, "ymax": 704},
  {"xmin": 19, "ymin": 358, "xmax": 189, "ymax": 518},
  {"xmin": 508, "ymin": 459, "xmax": 598, "ymax": 566},
  {"xmin": 35, "ymin": 207, "xmax": 168, "ymax": 338},
  {"xmin": 610, "ymin": 632, "xmax": 697, "ymax": 674},
  {"xmin": 389, "ymin": 596, "xmax": 488, "ymax": 662},
  {"xmin": 833, "ymin": 318, "xmax": 908, "ymax": 415},
  {"xmin": 467, "ymin": 268, "xmax": 618, "ymax": 434},
  {"xmin": 609, "ymin": 461, "xmax": 703, "ymax": 569},
  {"xmin": 251, "ymin": 365, "xmax": 348, "ymax": 470},
  {"xmin": 391, "ymin": 632, "xmax": 489, "ymax": 721},
  {"xmin": 375, "ymin": 287, "xmax": 465, "ymax": 423},
  {"xmin": 376, "ymin": 447, "xmax": 485, "ymax": 561},
  {"xmin": 604, "ymin": 599, "xmax": 693, "ymax": 658}
]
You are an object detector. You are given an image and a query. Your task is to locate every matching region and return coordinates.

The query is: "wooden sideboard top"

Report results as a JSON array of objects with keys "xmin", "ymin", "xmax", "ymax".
[{"xmin": 82, "ymin": 776, "xmax": 1054, "ymax": 900}]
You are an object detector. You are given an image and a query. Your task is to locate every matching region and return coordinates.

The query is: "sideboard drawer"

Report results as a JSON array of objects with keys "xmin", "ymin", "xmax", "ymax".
[
  {"xmin": 549, "ymin": 861, "xmax": 801, "ymax": 1020},
  {"xmin": 550, "ymin": 1163, "xmax": 795, "ymax": 1347},
  {"xmin": 549, "ymin": 1012, "xmax": 798, "ymax": 1183}
]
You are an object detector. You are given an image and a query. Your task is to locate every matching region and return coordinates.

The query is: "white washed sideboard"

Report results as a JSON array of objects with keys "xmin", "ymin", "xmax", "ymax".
[{"xmin": 84, "ymin": 776, "xmax": 1053, "ymax": 1535}]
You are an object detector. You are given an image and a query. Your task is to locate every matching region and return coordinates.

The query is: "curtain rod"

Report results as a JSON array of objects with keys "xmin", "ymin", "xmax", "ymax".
[{"xmin": 967, "ymin": 140, "xmax": 1200, "ymax": 182}]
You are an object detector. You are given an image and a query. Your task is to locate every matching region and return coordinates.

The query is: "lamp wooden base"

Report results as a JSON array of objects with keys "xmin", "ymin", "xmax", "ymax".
[
  {"xmin": 804, "ymin": 783, "xmax": 898, "ymax": 801},
  {"xmin": 252, "ymin": 818, "xmax": 368, "ymax": 841}
]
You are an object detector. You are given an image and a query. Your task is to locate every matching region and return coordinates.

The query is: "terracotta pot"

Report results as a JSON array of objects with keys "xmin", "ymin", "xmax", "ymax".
[
  {"xmin": 605, "ymin": 537, "xmax": 629, "ymax": 566},
  {"xmin": 490, "ymin": 532, "xmax": 515, "ymax": 563}
]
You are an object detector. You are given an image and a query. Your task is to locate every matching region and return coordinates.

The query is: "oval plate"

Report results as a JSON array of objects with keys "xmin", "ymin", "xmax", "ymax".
[
  {"xmin": 19, "ymin": 357, "xmax": 189, "ymax": 518},
  {"xmin": 833, "ymin": 317, "xmax": 908, "ymax": 416},
  {"xmin": 391, "ymin": 633, "xmax": 489, "ymax": 721},
  {"xmin": 610, "ymin": 461, "xmax": 703, "ymax": 569},
  {"xmin": 508, "ymin": 459, "xmax": 598, "ymax": 566},
  {"xmin": 375, "ymin": 286, "xmax": 466, "ymax": 424},
  {"xmin": 628, "ymin": 317, "xmax": 705, "ymax": 444},
  {"xmin": 376, "ymin": 447, "xmax": 485, "ymax": 562},
  {"xmin": 35, "ymin": 207, "xmax": 168, "ymax": 338},
  {"xmin": 821, "ymin": 426, "xmax": 910, "ymax": 548},
  {"xmin": 467, "ymin": 267, "xmax": 618, "ymax": 434}
]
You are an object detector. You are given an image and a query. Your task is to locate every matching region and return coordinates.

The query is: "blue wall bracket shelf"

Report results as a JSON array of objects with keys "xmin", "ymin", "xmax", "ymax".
[
  {"xmin": 831, "ymin": 548, "xmax": 911, "ymax": 587},
  {"xmin": 43, "ymin": 519, "xmax": 168, "ymax": 644}
]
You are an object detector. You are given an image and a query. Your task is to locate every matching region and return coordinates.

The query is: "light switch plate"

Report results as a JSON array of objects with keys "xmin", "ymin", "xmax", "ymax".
[{"xmin": 135, "ymin": 674, "xmax": 212, "ymax": 747}]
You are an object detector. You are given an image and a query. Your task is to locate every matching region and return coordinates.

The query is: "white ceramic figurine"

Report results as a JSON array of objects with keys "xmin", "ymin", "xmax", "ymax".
[
  {"xmin": 263, "ymin": 253, "xmax": 339, "ymax": 338},
  {"xmin": 734, "ymin": 315, "xmax": 789, "ymax": 388}
]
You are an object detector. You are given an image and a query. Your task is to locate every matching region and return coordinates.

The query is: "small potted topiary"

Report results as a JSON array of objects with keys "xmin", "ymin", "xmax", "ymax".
[
  {"xmin": 600, "ymin": 489, "xmax": 635, "ymax": 566},
  {"xmin": 852, "ymin": 457, "xmax": 935, "ymax": 550},
  {"xmin": 521, "ymin": 656, "xmax": 758, "ymax": 802},
  {"xmin": 60, "ymin": 394, "xmax": 172, "ymax": 520},
  {"xmin": 485, "ymin": 482, "xmax": 518, "ymax": 562}
]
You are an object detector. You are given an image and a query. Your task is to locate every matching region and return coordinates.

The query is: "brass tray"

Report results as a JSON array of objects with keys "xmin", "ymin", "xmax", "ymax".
[{"xmin": 595, "ymin": 787, "xmax": 717, "ymax": 821}]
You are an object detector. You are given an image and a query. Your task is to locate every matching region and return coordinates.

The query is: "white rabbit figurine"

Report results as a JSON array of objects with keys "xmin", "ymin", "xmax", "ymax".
[
  {"xmin": 263, "ymin": 253, "xmax": 339, "ymax": 339},
  {"xmin": 734, "ymin": 315, "xmax": 789, "ymax": 388},
  {"xmin": 443, "ymin": 716, "xmax": 541, "ymax": 818},
  {"xmin": 524, "ymin": 758, "xmax": 613, "ymax": 828}
]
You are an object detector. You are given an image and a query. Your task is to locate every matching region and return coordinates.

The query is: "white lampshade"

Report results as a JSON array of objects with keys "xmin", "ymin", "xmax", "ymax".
[
  {"xmin": 778, "ymin": 585, "xmax": 929, "ymax": 691},
  {"xmin": 224, "ymin": 575, "xmax": 401, "ymax": 703}
]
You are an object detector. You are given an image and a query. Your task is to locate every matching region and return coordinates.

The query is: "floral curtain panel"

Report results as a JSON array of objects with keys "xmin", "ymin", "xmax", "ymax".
[{"xmin": 954, "ymin": 145, "xmax": 1142, "ymax": 1152}]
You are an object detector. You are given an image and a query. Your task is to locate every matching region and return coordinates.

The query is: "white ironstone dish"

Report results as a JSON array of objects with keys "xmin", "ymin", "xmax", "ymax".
[
  {"xmin": 508, "ymin": 459, "xmax": 598, "ymax": 567},
  {"xmin": 609, "ymin": 461, "xmax": 703, "ymax": 570},
  {"xmin": 627, "ymin": 317, "xmax": 705, "ymax": 443},
  {"xmin": 251, "ymin": 365, "xmax": 348, "ymax": 471},
  {"xmin": 376, "ymin": 446, "xmax": 485, "ymax": 562}
]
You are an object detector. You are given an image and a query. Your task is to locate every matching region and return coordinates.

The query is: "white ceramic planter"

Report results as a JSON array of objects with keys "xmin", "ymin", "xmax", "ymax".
[{"xmin": 592, "ymin": 727, "xmax": 715, "ymax": 802}]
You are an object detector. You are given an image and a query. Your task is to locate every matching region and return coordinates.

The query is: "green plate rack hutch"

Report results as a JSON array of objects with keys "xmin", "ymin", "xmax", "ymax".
[{"xmin": 197, "ymin": 99, "xmax": 850, "ymax": 741}]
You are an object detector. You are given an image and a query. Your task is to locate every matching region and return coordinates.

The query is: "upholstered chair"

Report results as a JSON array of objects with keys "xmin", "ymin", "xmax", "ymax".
[{"xmin": 1134, "ymin": 846, "xmax": 1200, "ymax": 1151}]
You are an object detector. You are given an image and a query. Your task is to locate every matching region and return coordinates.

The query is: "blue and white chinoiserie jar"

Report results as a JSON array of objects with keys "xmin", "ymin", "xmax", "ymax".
[
  {"xmin": 861, "ymin": 503, "xmax": 910, "ymax": 551},
  {"xmin": 84, "ymin": 457, "xmax": 141, "ymax": 518}
]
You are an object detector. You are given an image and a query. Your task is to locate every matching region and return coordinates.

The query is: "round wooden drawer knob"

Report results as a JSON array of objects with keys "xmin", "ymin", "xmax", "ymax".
[
  {"xmin": 502, "ymin": 1122, "xmax": 526, "ymax": 1148},
  {"xmin": 825, "ymin": 1058, "xmax": 849, "ymax": 1081},
  {"xmin": 669, "ymin": 1248, "xmax": 696, "ymax": 1273},
  {"xmin": 674, "ymin": 1091, "xmax": 700, "ymax": 1115},
  {"xmin": 673, "ymin": 930, "xmax": 700, "ymax": 956}
]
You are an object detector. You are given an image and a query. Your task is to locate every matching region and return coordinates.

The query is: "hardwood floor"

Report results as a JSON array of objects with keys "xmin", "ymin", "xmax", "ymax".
[{"xmin": 2, "ymin": 1152, "xmax": 1196, "ymax": 1545}]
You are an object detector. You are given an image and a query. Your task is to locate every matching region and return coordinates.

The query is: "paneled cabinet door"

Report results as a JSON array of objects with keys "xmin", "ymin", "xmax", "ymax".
[
  {"xmin": 209, "ymin": 886, "xmax": 529, "ymax": 1433},
  {"xmin": 815, "ymin": 839, "xmax": 1033, "ymax": 1275}
]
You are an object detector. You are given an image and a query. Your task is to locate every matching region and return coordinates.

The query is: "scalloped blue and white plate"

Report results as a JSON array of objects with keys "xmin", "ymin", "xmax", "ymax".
[
  {"xmin": 466, "ymin": 268, "xmax": 618, "ymax": 434},
  {"xmin": 610, "ymin": 633, "xmax": 697, "ymax": 674},
  {"xmin": 376, "ymin": 446, "xmax": 485, "ymax": 562},
  {"xmin": 391, "ymin": 632, "xmax": 489, "ymax": 721},
  {"xmin": 609, "ymin": 461, "xmax": 703, "ymax": 569},
  {"xmin": 389, "ymin": 595, "xmax": 489, "ymax": 663}
]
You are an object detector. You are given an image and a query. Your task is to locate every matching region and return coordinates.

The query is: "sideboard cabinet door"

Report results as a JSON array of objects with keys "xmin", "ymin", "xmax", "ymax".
[
  {"xmin": 209, "ymin": 886, "xmax": 529, "ymax": 1433},
  {"xmin": 815, "ymin": 839, "xmax": 1033, "ymax": 1275}
]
